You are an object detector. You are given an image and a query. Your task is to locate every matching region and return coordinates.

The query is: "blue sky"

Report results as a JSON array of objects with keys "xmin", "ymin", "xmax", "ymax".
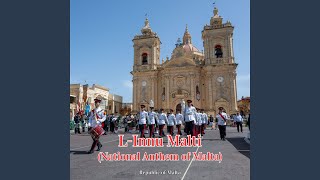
[{"xmin": 70, "ymin": 0, "xmax": 250, "ymax": 103}]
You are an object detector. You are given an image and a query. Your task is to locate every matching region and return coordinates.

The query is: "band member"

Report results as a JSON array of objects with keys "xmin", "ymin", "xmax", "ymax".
[
  {"xmin": 87, "ymin": 98, "xmax": 106, "ymax": 154},
  {"xmin": 109, "ymin": 113, "xmax": 115, "ymax": 133},
  {"xmin": 175, "ymin": 110, "xmax": 184, "ymax": 135},
  {"xmin": 138, "ymin": 105, "xmax": 149, "ymax": 138},
  {"xmin": 148, "ymin": 107, "xmax": 158, "ymax": 138},
  {"xmin": 113, "ymin": 112, "xmax": 120, "ymax": 134},
  {"xmin": 201, "ymin": 109, "xmax": 208, "ymax": 135},
  {"xmin": 184, "ymin": 100, "xmax": 196, "ymax": 136},
  {"xmin": 195, "ymin": 108, "xmax": 202, "ymax": 137},
  {"xmin": 157, "ymin": 108, "xmax": 168, "ymax": 137},
  {"xmin": 102, "ymin": 111, "xmax": 108, "ymax": 135},
  {"xmin": 81, "ymin": 114, "xmax": 86, "ymax": 132},
  {"xmin": 74, "ymin": 112, "xmax": 81, "ymax": 134},
  {"xmin": 216, "ymin": 107, "xmax": 228, "ymax": 141},
  {"xmin": 209, "ymin": 115, "xmax": 214, "ymax": 130},
  {"xmin": 167, "ymin": 109, "xmax": 176, "ymax": 136}
]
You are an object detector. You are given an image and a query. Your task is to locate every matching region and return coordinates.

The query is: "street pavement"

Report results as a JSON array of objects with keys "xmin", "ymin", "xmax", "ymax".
[{"xmin": 70, "ymin": 126, "xmax": 250, "ymax": 180}]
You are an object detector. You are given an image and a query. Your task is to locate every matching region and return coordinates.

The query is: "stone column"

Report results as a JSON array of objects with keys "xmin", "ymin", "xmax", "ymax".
[
  {"xmin": 190, "ymin": 73, "xmax": 195, "ymax": 102},
  {"xmin": 166, "ymin": 75, "xmax": 170, "ymax": 110},
  {"xmin": 133, "ymin": 78, "xmax": 137, "ymax": 112},
  {"xmin": 208, "ymin": 74, "xmax": 213, "ymax": 110},
  {"xmin": 230, "ymin": 71, "xmax": 237, "ymax": 113},
  {"xmin": 151, "ymin": 77, "xmax": 154, "ymax": 104}
]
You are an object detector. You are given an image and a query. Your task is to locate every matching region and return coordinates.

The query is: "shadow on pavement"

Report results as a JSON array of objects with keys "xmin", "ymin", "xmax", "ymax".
[
  {"xmin": 226, "ymin": 137, "xmax": 250, "ymax": 159},
  {"xmin": 70, "ymin": 150, "xmax": 89, "ymax": 155}
]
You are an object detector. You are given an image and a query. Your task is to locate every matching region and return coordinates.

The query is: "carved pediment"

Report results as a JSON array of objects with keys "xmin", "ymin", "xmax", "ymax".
[
  {"xmin": 163, "ymin": 57, "xmax": 196, "ymax": 68},
  {"xmin": 216, "ymin": 97, "xmax": 228, "ymax": 102}
]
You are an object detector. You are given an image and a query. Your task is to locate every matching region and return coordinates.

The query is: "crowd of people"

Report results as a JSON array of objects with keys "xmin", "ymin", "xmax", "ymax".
[{"xmin": 72, "ymin": 97, "xmax": 250, "ymax": 154}]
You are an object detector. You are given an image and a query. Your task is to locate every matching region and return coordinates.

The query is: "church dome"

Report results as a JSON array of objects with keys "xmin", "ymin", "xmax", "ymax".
[
  {"xmin": 173, "ymin": 25, "xmax": 201, "ymax": 54},
  {"xmin": 182, "ymin": 43, "xmax": 200, "ymax": 53}
]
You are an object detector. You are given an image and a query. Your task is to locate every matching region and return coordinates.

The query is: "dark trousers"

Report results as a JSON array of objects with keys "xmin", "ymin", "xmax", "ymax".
[
  {"xmin": 89, "ymin": 136, "xmax": 102, "ymax": 152},
  {"xmin": 236, "ymin": 122, "xmax": 243, "ymax": 132},
  {"xmin": 176, "ymin": 124, "xmax": 182, "ymax": 135},
  {"xmin": 139, "ymin": 124, "xmax": 146, "ymax": 138},
  {"xmin": 159, "ymin": 124, "xmax": 165, "ymax": 137},
  {"xmin": 110, "ymin": 122, "xmax": 115, "ymax": 132},
  {"xmin": 103, "ymin": 123, "xmax": 108, "ymax": 132},
  {"xmin": 201, "ymin": 124, "xmax": 205, "ymax": 135},
  {"xmin": 148, "ymin": 124, "xmax": 155, "ymax": 138},
  {"xmin": 167, "ymin": 126, "xmax": 174, "ymax": 136},
  {"xmin": 185, "ymin": 121, "xmax": 194, "ymax": 136},
  {"xmin": 194, "ymin": 125, "xmax": 199, "ymax": 137},
  {"xmin": 74, "ymin": 123, "xmax": 81, "ymax": 134},
  {"xmin": 218, "ymin": 125, "xmax": 226, "ymax": 139}
]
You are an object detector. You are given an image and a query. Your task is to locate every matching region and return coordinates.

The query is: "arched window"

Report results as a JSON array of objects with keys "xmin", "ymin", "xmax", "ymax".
[
  {"xmin": 142, "ymin": 53, "xmax": 148, "ymax": 65},
  {"xmin": 214, "ymin": 45, "xmax": 223, "ymax": 58}
]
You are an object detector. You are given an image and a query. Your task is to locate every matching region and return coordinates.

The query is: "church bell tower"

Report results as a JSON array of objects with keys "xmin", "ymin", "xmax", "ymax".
[
  {"xmin": 132, "ymin": 18, "xmax": 161, "ymax": 71},
  {"xmin": 202, "ymin": 6, "xmax": 238, "ymax": 114}
]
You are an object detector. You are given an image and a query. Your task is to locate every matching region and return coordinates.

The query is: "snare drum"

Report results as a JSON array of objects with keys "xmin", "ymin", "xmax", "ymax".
[{"xmin": 89, "ymin": 126, "xmax": 105, "ymax": 140}]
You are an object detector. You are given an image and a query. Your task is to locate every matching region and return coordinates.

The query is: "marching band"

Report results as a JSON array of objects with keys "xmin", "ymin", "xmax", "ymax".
[{"xmin": 80, "ymin": 96, "xmax": 233, "ymax": 154}]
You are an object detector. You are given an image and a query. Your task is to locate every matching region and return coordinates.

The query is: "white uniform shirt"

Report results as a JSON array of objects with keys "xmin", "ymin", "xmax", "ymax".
[
  {"xmin": 148, "ymin": 111, "xmax": 158, "ymax": 125},
  {"xmin": 158, "ymin": 113, "xmax": 168, "ymax": 125},
  {"xmin": 216, "ymin": 112, "xmax": 228, "ymax": 126},
  {"xmin": 167, "ymin": 113, "xmax": 176, "ymax": 126},
  {"xmin": 175, "ymin": 113, "xmax": 184, "ymax": 125},
  {"xmin": 202, "ymin": 113, "xmax": 208, "ymax": 124},
  {"xmin": 234, "ymin": 115, "xmax": 243, "ymax": 122},
  {"xmin": 195, "ymin": 112, "xmax": 202, "ymax": 126},
  {"xmin": 184, "ymin": 106, "xmax": 196, "ymax": 122},
  {"xmin": 139, "ymin": 111, "xmax": 149, "ymax": 125},
  {"xmin": 88, "ymin": 107, "xmax": 106, "ymax": 128}
]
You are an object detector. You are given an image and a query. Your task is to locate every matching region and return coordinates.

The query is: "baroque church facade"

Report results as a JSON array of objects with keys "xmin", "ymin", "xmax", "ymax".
[{"xmin": 131, "ymin": 7, "xmax": 238, "ymax": 115}]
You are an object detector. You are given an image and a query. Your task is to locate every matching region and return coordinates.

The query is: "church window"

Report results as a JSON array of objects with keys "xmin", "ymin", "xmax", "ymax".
[
  {"xmin": 215, "ymin": 45, "xmax": 223, "ymax": 58},
  {"xmin": 142, "ymin": 53, "xmax": 148, "ymax": 65}
]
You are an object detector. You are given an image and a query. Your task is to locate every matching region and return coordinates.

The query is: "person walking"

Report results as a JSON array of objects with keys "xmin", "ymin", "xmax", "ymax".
[
  {"xmin": 234, "ymin": 112, "xmax": 243, "ymax": 133},
  {"xmin": 209, "ymin": 115, "xmax": 214, "ymax": 130},
  {"xmin": 157, "ymin": 109, "xmax": 168, "ymax": 137},
  {"xmin": 167, "ymin": 109, "xmax": 176, "ymax": 136},
  {"xmin": 216, "ymin": 107, "xmax": 228, "ymax": 141},
  {"xmin": 87, "ymin": 98, "xmax": 106, "ymax": 154},
  {"xmin": 175, "ymin": 110, "xmax": 184, "ymax": 135},
  {"xmin": 184, "ymin": 100, "xmax": 196, "ymax": 136},
  {"xmin": 74, "ymin": 112, "xmax": 81, "ymax": 134},
  {"xmin": 138, "ymin": 105, "xmax": 149, "ymax": 138},
  {"xmin": 148, "ymin": 107, "xmax": 158, "ymax": 138}
]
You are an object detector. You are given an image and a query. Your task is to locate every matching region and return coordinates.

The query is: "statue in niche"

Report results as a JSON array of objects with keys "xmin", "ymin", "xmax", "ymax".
[
  {"xmin": 162, "ymin": 87, "xmax": 165, "ymax": 101},
  {"xmin": 196, "ymin": 85, "xmax": 200, "ymax": 101}
]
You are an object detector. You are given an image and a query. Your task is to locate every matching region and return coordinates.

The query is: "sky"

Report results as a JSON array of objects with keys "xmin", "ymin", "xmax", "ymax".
[{"xmin": 70, "ymin": 0, "xmax": 250, "ymax": 103}]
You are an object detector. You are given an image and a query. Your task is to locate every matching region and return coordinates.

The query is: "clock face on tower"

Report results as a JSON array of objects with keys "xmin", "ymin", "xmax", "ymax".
[
  {"xmin": 217, "ymin": 76, "xmax": 224, "ymax": 83},
  {"xmin": 142, "ymin": 81, "xmax": 147, "ymax": 86}
]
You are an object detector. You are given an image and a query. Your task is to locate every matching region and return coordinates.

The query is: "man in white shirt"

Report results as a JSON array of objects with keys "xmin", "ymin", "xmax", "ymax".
[
  {"xmin": 216, "ymin": 107, "xmax": 228, "ymax": 141},
  {"xmin": 87, "ymin": 98, "xmax": 106, "ymax": 154},
  {"xmin": 175, "ymin": 110, "xmax": 184, "ymax": 135},
  {"xmin": 148, "ymin": 107, "xmax": 158, "ymax": 138},
  {"xmin": 184, "ymin": 100, "xmax": 196, "ymax": 136},
  {"xmin": 167, "ymin": 109, "xmax": 176, "ymax": 136},
  {"xmin": 157, "ymin": 108, "xmax": 168, "ymax": 137},
  {"xmin": 200, "ymin": 109, "xmax": 208, "ymax": 136},
  {"xmin": 195, "ymin": 108, "xmax": 202, "ymax": 137},
  {"xmin": 234, "ymin": 112, "xmax": 243, "ymax": 133},
  {"xmin": 138, "ymin": 105, "xmax": 149, "ymax": 138}
]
